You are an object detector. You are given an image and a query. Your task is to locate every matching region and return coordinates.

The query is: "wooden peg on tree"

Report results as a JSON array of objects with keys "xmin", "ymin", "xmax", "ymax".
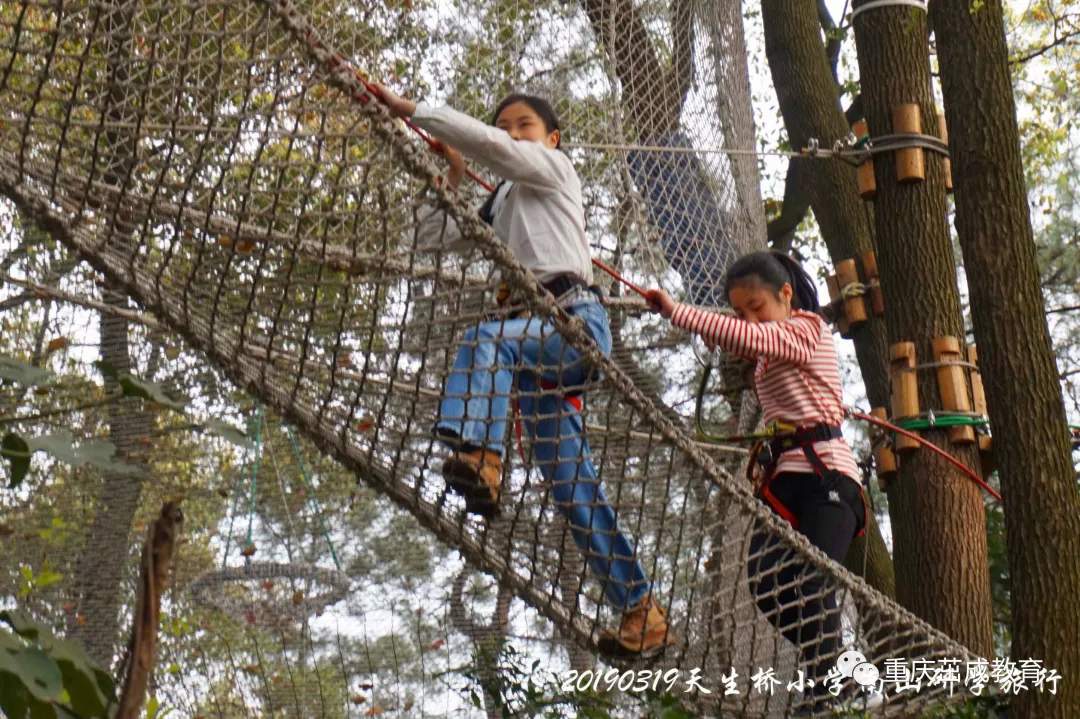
[
  {"xmin": 931, "ymin": 336, "xmax": 976, "ymax": 444},
  {"xmin": 826, "ymin": 274, "xmax": 850, "ymax": 335},
  {"xmin": 967, "ymin": 345, "xmax": 993, "ymax": 464},
  {"xmin": 835, "ymin": 258, "xmax": 868, "ymax": 327},
  {"xmin": 937, "ymin": 111, "xmax": 953, "ymax": 193},
  {"xmin": 861, "ymin": 250, "xmax": 885, "ymax": 316},
  {"xmin": 890, "ymin": 342, "xmax": 919, "ymax": 451},
  {"xmin": 871, "ymin": 406, "xmax": 898, "ymax": 489},
  {"xmin": 852, "ymin": 118, "xmax": 876, "ymax": 199},
  {"xmin": 893, "ymin": 103, "xmax": 925, "ymax": 182}
]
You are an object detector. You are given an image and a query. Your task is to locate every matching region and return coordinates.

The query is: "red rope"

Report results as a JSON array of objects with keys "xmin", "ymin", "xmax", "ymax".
[
  {"xmin": 849, "ymin": 409, "xmax": 1002, "ymax": 502},
  {"xmin": 361, "ymin": 77, "xmax": 495, "ymax": 192},
  {"xmin": 348, "ymin": 66, "xmax": 1000, "ymax": 506},
  {"xmin": 590, "ymin": 257, "xmax": 650, "ymax": 298}
]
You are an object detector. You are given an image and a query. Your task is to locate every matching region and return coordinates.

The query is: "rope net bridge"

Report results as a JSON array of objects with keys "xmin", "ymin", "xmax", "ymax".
[{"xmin": 0, "ymin": 0, "xmax": 979, "ymax": 715}]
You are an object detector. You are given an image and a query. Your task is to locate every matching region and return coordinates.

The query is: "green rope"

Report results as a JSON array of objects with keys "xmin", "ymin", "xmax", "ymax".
[
  {"xmin": 221, "ymin": 408, "xmax": 262, "ymax": 568},
  {"xmin": 243, "ymin": 406, "xmax": 266, "ymax": 556},
  {"xmin": 221, "ymin": 454, "xmax": 248, "ymax": 570},
  {"xmin": 285, "ymin": 425, "xmax": 342, "ymax": 572},
  {"xmin": 693, "ymin": 363, "xmax": 793, "ymax": 444},
  {"xmin": 893, "ymin": 412, "xmax": 988, "ymax": 432}
]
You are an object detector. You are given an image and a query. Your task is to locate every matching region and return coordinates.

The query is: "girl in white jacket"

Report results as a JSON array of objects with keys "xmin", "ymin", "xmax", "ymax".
[{"xmin": 373, "ymin": 84, "xmax": 673, "ymax": 656}]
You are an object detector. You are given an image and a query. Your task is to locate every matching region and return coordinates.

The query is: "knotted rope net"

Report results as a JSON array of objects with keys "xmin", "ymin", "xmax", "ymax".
[{"xmin": 0, "ymin": 0, "xmax": 982, "ymax": 715}]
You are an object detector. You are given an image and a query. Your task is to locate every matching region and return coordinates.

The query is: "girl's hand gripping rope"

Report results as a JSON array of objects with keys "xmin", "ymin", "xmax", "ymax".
[
  {"xmin": 645, "ymin": 289, "xmax": 675, "ymax": 318},
  {"xmin": 646, "ymin": 288, "xmax": 717, "ymax": 351},
  {"xmin": 368, "ymin": 81, "xmax": 416, "ymax": 118},
  {"xmin": 432, "ymin": 141, "xmax": 466, "ymax": 190}
]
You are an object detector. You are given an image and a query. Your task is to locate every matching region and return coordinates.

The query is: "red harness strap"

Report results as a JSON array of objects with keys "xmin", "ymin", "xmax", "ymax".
[
  {"xmin": 540, "ymin": 378, "xmax": 583, "ymax": 412},
  {"xmin": 512, "ymin": 379, "xmax": 584, "ymax": 462},
  {"xmin": 754, "ymin": 424, "xmax": 867, "ymax": 539},
  {"xmin": 760, "ymin": 481, "xmax": 799, "ymax": 529}
]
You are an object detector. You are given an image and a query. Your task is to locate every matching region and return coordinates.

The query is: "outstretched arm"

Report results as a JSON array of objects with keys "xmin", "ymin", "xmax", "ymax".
[
  {"xmin": 371, "ymin": 83, "xmax": 570, "ymax": 189},
  {"xmin": 672, "ymin": 304, "xmax": 820, "ymax": 365},
  {"xmin": 647, "ymin": 289, "xmax": 820, "ymax": 364}
]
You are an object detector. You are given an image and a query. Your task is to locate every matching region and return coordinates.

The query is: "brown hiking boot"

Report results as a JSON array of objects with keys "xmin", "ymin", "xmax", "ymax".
[
  {"xmin": 442, "ymin": 448, "xmax": 502, "ymax": 517},
  {"xmin": 597, "ymin": 595, "xmax": 676, "ymax": 658}
]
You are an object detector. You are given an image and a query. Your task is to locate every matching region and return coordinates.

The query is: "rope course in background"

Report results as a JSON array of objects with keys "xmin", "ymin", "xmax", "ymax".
[{"xmin": 0, "ymin": 0, "xmax": 995, "ymax": 715}]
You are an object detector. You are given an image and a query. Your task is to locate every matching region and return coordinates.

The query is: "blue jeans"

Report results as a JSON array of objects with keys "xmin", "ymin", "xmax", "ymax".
[{"xmin": 436, "ymin": 295, "xmax": 650, "ymax": 610}]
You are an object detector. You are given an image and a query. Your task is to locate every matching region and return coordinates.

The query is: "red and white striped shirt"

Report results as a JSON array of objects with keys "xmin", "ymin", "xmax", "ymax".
[{"xmin": 671, "ymin": 305, "xmax": 861, "ymax": 481}]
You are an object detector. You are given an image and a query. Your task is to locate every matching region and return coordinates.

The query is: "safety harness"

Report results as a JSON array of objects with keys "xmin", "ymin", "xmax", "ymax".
[
  {"xmin": 501, "ymin": 273, "xmax": 602, "ymax": 458},
  {"xmin": 749, "ymin": 423, "xmax": 868, "ymax": 539}
]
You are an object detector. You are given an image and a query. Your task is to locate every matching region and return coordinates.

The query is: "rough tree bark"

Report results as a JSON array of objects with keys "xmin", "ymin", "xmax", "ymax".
[
  {"xmin": 68, "ymin": 0, "xmax": 151, "ymax": 667},
  {"xmin": 850, "ymin": 0, "xmax": 992, "ymax": 653},
  {"xmin": 69, "ymin": 288, "xmax": 152, "ymax": 666},
  {"xmin": 761, "ymin": 0, "xmax": 895, "ymax": 597},
  {"xmin": 931, "ymin": 1, "xmax": 1080, "ymax": 714}
]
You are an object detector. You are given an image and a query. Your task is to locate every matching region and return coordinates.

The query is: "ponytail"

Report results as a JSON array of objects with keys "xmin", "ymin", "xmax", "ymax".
[
  {"xmin": 724, "ymin": 250, "xmax": 821, "ymax": 314},
  {"xmin": 771, "ymin": 252, "xmax": 821, "ymax": 313}
]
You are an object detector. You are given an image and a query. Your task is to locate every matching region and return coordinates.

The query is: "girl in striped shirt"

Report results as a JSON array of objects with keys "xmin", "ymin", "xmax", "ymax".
[{"xmin": 649, "ymin": 250, "xmax": 867, "ymax": 710}]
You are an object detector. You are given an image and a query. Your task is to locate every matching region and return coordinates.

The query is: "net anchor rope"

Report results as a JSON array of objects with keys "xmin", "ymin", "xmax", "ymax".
[
  {"xmin": 257, "ymin": 0, "xmax": 978, "ymax": 651},
  {"xmin": 0, "ymin": 0, "xmax": 1001, "ymax": 708}
]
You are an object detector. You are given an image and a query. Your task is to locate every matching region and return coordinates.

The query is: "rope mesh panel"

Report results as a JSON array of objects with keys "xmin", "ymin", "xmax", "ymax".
[{"xmin": 0, "ymin": 0, "xmax": 981, "ymax": 715}]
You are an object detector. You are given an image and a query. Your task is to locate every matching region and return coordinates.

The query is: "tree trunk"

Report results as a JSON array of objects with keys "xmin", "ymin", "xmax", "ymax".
[
  {"xmin": 449, "ymin": 569, "xmax": 513, "ymax": 719},
  {"xmin": 849, "ymin": 0, "xmax": 993, "ymax": 654},
  {"xmin": 761, "ymin": 0, "xmax": 895, "ymax": 598},
  {"xmin": 930, "ymin": 1, "xmax": 1080, "ymax": 713},
  {"xmin": 67, "ymin": 0, "xmax": 149, "ymax": 667},
  {"xmin": 69, "ymin": 289, "xmax": 150, "ymax": 666}
]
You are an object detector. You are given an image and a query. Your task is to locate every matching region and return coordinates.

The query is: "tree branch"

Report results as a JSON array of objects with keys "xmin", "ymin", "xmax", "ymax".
[{"xmin": 767, "ymin": 158, "xmax": 811, "ymax": 252}]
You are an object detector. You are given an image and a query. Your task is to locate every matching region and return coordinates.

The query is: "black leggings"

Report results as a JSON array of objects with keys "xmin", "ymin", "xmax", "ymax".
[{"xmin": 747, "ymin": 471, "xmax": 864, "ymax": 697}]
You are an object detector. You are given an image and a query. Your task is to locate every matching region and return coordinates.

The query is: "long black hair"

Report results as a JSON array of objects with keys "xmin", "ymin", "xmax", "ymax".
[
  {"xmin": 724, "ymin": 250, "xmax": 821, "ymax": 314},
  {"xmin": 479, "ymin": 93, "xmax": 563, "ymax": 224}
]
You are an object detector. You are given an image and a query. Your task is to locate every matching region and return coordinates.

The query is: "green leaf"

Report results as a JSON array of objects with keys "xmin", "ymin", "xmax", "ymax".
[
  {"xmin": 0, "ymin": 645, "xmax": 62, "ymax": 703},
  {"xmin": 2, "ymin": 433, "xmax": 31, "ymax": 489},
  {"xmin": 0, "ymin": 357, "xmax": 53, "ymax": 387},
  {"xmin": 117, "ymin": 375, "xmax": 186, "ymax": 411},
  {"xmin": 94, "ymin": 361, "xmax": 185, "ymax": 411},
  {"xmin": 55, "ymin": 658, "xmax": 107, "ymax": 717},
  {"xmin": 41, "ymin": 637, "xmax": 114, "ymax": 715},
  {"xmin": 24, "ymin": 432, "xmax": 80, "ymax": 467},
  {"xmin": 203, "ymin": 419, "xmax": 254, "ymax": 449},
  {"xmin": 1, "ymin": 610, "xmax": 43, "ymax": 641},
  {"xmin": 0, "ymin": 670, "xmax": 31, "ymax": 719},
  {"xmin": 1, "ymin": 617, "xmax": 113, "ymax": 717},
  {"xmin": 33, "ymin": 570, "xmax": 61, "ymax": 590},
  {"xmin": 25, "ymin": 432, "xmax": 144, "ymax": 478},
  {"xmin": 67, "ymin": 439, "xmax": 144, "ymax": 477},
  {"xmin": 27, "ymin": 694, "xmax": 59, "ymax": 719},
  {"xmin": 92, "ymin": 360, "xmax": 118, "ymax": 381}
]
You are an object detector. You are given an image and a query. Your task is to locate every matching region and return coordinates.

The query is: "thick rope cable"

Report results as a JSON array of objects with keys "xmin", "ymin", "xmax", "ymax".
[
  {"xmin": 244, "ymin": 407, "xmax": 267, "ymax": 557},
  {"xmin": 257, "ymin": 0, "xmax": 979, "ymax": 662},
  {"xmin": 850, "ymin": 409, "xmax": 1002, "ymax": 501},
  {"xmin": 0, "ymin": 0, "xmax": 1003, "ymax": 705}
]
